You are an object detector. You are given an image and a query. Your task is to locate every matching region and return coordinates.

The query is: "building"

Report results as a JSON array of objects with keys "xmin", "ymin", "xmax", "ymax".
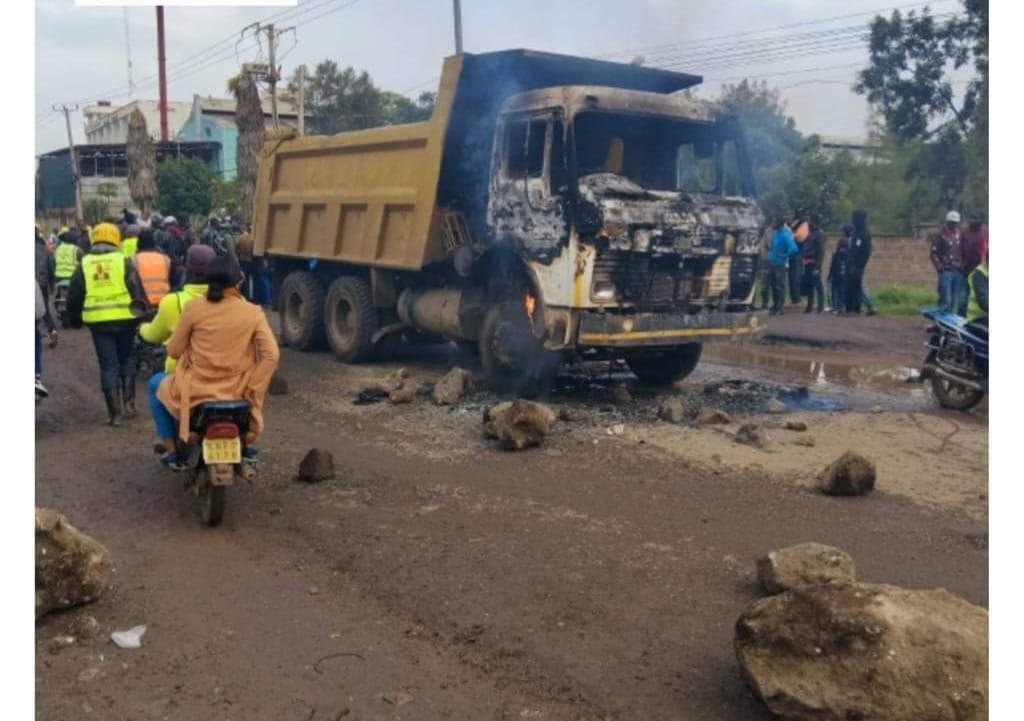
[
  {"xmin": 83, "ymin": 99, "xmax": 193, "ymax": 144},
  {"xmin": 175, "ymin": 94, "xmax": 299, "ymax": 179},
  {"xmin": 36, "ymin": 141, "xmax": 221, "ymax": 222}
]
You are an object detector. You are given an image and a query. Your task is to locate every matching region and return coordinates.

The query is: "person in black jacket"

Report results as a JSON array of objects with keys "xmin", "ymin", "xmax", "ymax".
[
  {"xmin": 847, "ymin": 208, "xmax": 878, "ymax": 315},
  {"xmin": 828, "ymin": 228, "xmax": 852, "ymax": 314},
  {"xmin": 801, "ymin": 217, "xmax": 825, "ymax": 313}
]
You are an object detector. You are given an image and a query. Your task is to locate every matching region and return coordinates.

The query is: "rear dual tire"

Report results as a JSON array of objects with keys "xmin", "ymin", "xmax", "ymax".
[
  {"xmin": 279, "ymin": 271, "xmax": 326, "ymax": 351},
  {"xmin": 278, "ymin": 271, "xmax": 378, "ymax": 363}
]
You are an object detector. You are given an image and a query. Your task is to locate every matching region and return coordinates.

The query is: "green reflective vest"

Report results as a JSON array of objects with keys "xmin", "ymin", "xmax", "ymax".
[
  {"xmin": 54, "ymin": 243, "xmax": 79, "ymax": 280},
  {"xmin": 82, "ymin": 254, "xmax": 134, "ymax": 325},
  {"xmin": 121, "ymin": 236, "xmax": 139, "ymax": 258}
]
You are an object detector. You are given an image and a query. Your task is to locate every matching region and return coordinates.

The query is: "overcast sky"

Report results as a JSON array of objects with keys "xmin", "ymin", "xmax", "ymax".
[{"xmin": 35, "ymin": 0, "xmax": 967, "ymax": 154}]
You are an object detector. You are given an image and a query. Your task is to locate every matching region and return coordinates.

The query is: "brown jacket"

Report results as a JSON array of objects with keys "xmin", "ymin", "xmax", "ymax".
[{"xmin": 157, "ymin": 291, "xmax": 280, "ymax": 441}]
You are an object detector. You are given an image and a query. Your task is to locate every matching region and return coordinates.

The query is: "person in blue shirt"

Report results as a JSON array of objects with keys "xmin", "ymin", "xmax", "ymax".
[{"xmin": 767, "ymin": 217, "xmax": 799, "ymax": 315}]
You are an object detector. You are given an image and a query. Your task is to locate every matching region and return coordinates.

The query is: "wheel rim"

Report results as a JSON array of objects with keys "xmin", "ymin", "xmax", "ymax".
[
  {"xmin": 332, "ymin": 296, "xmax": 354, "ymax": 348},
  {"xmin": 285, "ymin": 292, "xmax": 304, "ymax": 337}
]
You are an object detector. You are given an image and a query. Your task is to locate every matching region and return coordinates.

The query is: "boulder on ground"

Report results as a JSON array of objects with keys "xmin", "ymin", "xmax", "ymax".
[
  {"xmin": 697, "ymin": 407, "xmax": 732, "ymax": 426},
  {"xmin": 735, "ymin": 582, "xmax": 988, "ymax": 721},
  {"xmin": 268, "ymin": 373, "xmax": 289, "ymax": 396},
  {"xmin": 756, "ymin": 542, "xmax": 856, "ymax": 595},
  {"xmin": 658, "ymin": 399, "xmax": 685, "ymax": 423},
  {"xmin": 483, "ymin": 400, "xmax": 555, "ymax": 451},
  {"xmin": 433, "ymin": 367, "xmax": 472, "ymax": 405},
  {"xmin": 297, "ymin": 448, "xmax": 335, "ymax": 483},
  {"xmin": 36, "ymin": 508, "xmax": 112, "ymax": 620},
  {"xmin": 735, "ymin": 423, "xmax": 766, "ymax": 449},
  {"xmin": 819, "ymin": 451, "xmax": 876, "ymax": 496},
  {"xmin": 785, "ymin": 420, "xmax": 808, "ymax": 432},
  {"xmin": 610, "ymin": 385, "xmax": 632, "ymax": 405},
  {"xmin": 388, "ymin": 385, "xmax": 416, "ymax": 404}
]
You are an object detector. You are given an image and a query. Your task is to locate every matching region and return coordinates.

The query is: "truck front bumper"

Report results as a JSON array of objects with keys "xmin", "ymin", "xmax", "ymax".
[{"xmin": 575, "ymin": 308, "xmax": 767, "ymax": 348}]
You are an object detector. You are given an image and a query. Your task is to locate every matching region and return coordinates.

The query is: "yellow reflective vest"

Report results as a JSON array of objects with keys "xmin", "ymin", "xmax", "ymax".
[
  {"xmin": 81, "ymin": 254, "xmax": 134, "ymax": 325},
  {"xmin": 54, "ymin": 243, "xmax": 80, "ymax": 280},
  {"xmin": 121, "ymin": 236, "xmax": 139, "ymax": 258}
]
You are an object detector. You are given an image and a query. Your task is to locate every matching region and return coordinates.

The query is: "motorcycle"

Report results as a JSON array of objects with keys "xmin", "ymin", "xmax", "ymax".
[
  {"xmin": 176, "ymin": 400, "xmax": 255, "ymax": 526},
  {"xmin": 919, "ymin": 308, "xmax": 988, "ymax": 411}
]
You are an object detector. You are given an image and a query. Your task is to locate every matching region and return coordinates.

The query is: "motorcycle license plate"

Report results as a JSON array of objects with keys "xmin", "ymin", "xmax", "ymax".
[{"xmin": 202, "ymin": 438, "xmax": 241, "ymax": 464}]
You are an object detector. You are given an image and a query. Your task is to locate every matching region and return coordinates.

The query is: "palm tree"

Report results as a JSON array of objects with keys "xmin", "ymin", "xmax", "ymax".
[
  {"xmin": 232, "ymin": 72, "xmax": 265, "ymax": 226},
  {"xmin": 126, "ymin": 109, "xmax": 157, "ymax": 216}
]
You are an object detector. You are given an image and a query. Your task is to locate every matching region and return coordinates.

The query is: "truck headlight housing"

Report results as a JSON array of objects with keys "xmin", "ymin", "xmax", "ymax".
[{"xmin": 592, "ymin": 281, "xmax": 617, "ymax": 302}]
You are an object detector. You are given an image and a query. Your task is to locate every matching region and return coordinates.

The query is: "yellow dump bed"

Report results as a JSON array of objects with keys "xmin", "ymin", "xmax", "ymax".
[{"xmin": 251, "ymin": 57, "xmax": 463, "ymax": 270}]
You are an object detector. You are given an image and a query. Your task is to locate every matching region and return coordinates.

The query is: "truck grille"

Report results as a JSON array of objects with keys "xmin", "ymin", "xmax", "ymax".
[{"xmin": 593, "ymin": 252, "xmax": 699, "ymax": 307}]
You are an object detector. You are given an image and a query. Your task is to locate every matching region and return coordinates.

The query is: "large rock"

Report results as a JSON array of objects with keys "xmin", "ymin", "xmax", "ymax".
[
  {"xmin": 297, "ymin": 448, "xmax": 335, "ymax": 483},
  {"xmin": 483, "ymin": 400, "xmax": 555, "ymax": 451},
  {"xmin": 735, "ymin": 582, "xmax": 987, "ymax": 721},
  {"xmin": 819, "ymin": 451, "xmax": 876, "ymax": 496},
  {"xmin": 658, "ymin": 399, "xmax": 685, "ymax": 423},
  {"xmin": 36, "ymin": 509, "xmax": 112, "ymax": 620},
  {"xmin": 388, "ymin": 385, "xmax": 416, "ymax": 404},
  {"xmin": 756, "ymin": 542, "xmax": 856, "ymax": 595},
  {"xmin": 268, "ymin": 373, "xmax": 289, "ymax": 396},
  {"xmin": 433, "ymin": 367, "xmax": 472, "ymax": 405}
]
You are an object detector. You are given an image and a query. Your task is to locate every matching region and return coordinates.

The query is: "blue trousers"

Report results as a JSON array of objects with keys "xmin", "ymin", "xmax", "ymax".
[
  {"xmin": 938, "ymin": 270, "xmax": 966, "ymax": 315},
  {"xmin": 148, "ymin": 372, "xmax": 176, "ymax": 439},
  {"xmin": 90, "ymin": 328, "xmax": 136, "ymax": 392}
]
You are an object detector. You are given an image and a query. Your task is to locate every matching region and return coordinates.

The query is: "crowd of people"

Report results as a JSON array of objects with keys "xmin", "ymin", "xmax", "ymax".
[
  {"xmin": 33, "ymin": 210, "xmax": 279, "ymax": 469},
  {"xmin": 761, "ymin": 208, "xmax": 879, "ymax": 317},
  {"xmin": 761, "ymin": 207, "xmax": 989, "ymax": 319}
]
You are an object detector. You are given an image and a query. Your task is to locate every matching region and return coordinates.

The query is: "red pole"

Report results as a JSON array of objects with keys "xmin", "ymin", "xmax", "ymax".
[{"xmin": 156, "ymin": 5, "xmax": 169, "ymax": 142}]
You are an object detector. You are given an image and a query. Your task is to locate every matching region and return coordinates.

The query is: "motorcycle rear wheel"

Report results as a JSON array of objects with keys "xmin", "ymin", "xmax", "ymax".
[{"xmin": 198, "ymin": 476, "xmax": 226, "ymax": 527}]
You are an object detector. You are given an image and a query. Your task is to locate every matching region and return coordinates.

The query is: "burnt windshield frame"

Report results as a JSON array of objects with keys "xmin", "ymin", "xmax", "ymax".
[{"xmin": 569, "ymin": 109, "xmax": 755, "ymax": 197}]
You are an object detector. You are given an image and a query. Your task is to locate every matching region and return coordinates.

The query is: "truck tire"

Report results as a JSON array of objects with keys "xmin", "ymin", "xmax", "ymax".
[
  {"xmin": 626, "ymin": 344, "xmax": 703, "ymax": 385},
  {"xmin": 325, "ymin": 275, "xmax": 377, "ymax": 363},
  {"xmin": 279, "ymin": 271, "xmax": 326, "ymax": 350},
  {"xmin": 478, "ymin": 303, "xmax": 559, "ymax": 396}
]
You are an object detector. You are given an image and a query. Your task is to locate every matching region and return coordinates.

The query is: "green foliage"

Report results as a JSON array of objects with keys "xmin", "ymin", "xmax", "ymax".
[
  {"xmin": 82, "ymin": 198, "xmax": 109, "ymax": 226},
  {"xmin": 156, "ymin": 157, "xmax": 214, "ymax": 219},
  {"xmin": 871, "ymin": 284, "xmax": 981, "ymax": 317},
  {"xmin": 288, "ymin": 62, "xmax": 436, "ymax": 134},
  {"xmin": 210, "ymin": 177, "xmax": 242, "ymax": 218},
  {"xmin": 718, "ymin": 79, "xmax": 804, "ymax": 171}
]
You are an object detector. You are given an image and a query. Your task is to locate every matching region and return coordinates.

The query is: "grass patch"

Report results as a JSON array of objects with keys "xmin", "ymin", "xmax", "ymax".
[{"xmin": 871, "ymin": 284, "xmax": 981, "ymax": 317}]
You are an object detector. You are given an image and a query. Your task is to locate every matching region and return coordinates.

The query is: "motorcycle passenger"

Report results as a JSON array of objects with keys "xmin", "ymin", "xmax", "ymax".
[
  {"xmin": 66, "ymin": 222, "xmax": 146, "ymax": 426},
  {"xmin": 152, "ymin": 256, "xmax": 279, "ymax": 469},
  {"xmin": 133, "ymin": 228, "xmax": 172, "ymax": 307}
]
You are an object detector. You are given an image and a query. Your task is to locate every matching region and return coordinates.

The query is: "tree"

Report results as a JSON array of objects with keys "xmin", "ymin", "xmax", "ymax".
[
  {"xmin": 156, "ymin": 157, "xmax": 213, "ymax": 218},
  {"xmin": 379, "ymin": 91, "xmax": 436, "ymax": 125},
  {"xmin": 717, "ymin": 79, "xmax": 804, "ymax": 171},
  {"xmin": 232, "ymin": 72, "xmax": 265, "ymax": 225},
  {"xmin": 126, "ymin": 109, "xmax": 157, "ymax": 215},
  {"xmin": 211, "ymin": 177, "xmax": 242, "ymax": 218}
]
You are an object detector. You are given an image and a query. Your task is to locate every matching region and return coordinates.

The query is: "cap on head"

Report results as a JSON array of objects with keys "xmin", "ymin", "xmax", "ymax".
[
  {"xmin": 185, "ymin": 244, "xmax": 216, "ymax": 276},
  {"xmin": 945, "ymin": 210, "xmax": 962, "ymax": 224},
  {"xmin": 91, "ymin": 222, "xmax": 122, "ymax": 247},
  {"xmin": 164, "ymin": 215, "xmax": 177, "ymax": 226}
]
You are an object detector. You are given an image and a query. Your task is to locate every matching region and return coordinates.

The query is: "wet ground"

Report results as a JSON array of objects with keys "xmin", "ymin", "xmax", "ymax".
[{"xmin": 35, "ymin": 309, "xmax": 987, "ymax": 720}]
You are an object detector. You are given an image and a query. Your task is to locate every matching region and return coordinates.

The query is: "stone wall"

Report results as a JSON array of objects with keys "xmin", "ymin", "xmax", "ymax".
[{"xmin": 822, "ymin": 233, "xmax": 936, "ymax": 291}]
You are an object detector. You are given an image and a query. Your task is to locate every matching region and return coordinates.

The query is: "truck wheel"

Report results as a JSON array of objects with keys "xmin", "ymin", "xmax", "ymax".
[
  {"xmin": 478, "ymin": 303, "xmax": 559, "ymax": 396},
  {"xmin": 279, "ymin": 271, "xmax": 325, "ymax": 350},
  {"xmin": 325, "ymin": 276, "xmax": 377, "ymax": 363},
  {"xmin": 626, "ymin": 344, "xmax": 703, "ymax": 385}
]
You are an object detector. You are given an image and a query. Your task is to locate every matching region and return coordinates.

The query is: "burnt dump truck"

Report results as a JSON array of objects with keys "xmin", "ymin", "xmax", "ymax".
[{"xmin": 252, "ymin": 49, "xmax": 767, "ymax": 385}]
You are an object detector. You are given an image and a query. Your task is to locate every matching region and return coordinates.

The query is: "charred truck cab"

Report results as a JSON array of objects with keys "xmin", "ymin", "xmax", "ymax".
[{"xmin": 253, "ymin": 50, "xmax": 766, "ymax": 385}]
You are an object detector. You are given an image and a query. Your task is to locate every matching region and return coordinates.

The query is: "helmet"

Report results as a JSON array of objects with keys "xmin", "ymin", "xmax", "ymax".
[
  {"xmin": 124, "ymin": 224, "xmax": 141, "ymax": 238},
  {"xmin": 164, "ymin": 215, "xmax": 177, "ymax": 225},
  {"xmin": 91, "ymin": 222, "xmax": 122, "ymax": 247},
  {"xmin": 945, "ymin": 210, "xmax": 961, "ymax": 224}
]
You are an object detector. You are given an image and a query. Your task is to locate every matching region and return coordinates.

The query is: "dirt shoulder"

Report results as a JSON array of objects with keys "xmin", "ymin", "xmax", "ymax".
[{"xmin": 35, "ymin": 328, "xmax": 988, "ymax": 721}]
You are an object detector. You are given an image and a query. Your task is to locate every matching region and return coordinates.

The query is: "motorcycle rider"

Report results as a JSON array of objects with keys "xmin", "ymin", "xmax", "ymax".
[
  {"xmin": 140, "ymin": 245, "xmax": 215, "ymax": 465},
  {"xmin": 66, "ymin": 222, "xmax": 147, "ymax": 426},
  {"xmin": 133, "ymin": 228, "xmax": 173, "ymax": 307}
]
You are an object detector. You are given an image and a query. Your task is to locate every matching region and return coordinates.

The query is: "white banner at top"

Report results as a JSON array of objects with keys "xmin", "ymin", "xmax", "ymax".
[{"xmin": 76, "ymin": 1, "xmax": 297, "ymax": 7}]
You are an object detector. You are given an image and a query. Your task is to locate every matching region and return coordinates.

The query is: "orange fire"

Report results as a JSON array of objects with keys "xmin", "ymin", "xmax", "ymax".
[{"xmin": 524, "ymin": 291, "xmax": 536, "ymax": 321}]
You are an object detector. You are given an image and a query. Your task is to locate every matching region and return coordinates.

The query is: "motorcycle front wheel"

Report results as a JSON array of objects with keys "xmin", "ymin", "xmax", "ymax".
[{"xmin": 931, "ymin": 376, "xmax": 985, "ymax": 411}]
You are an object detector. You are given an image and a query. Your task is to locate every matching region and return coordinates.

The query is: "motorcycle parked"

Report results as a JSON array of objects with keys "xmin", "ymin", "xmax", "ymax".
[
  {"xmin": 177, "ymin": 400, "xmax": 255, "ymax": 526},
  {"xmin": 920, "ymin": 308, "xmax": 988, "ymax": 411}
]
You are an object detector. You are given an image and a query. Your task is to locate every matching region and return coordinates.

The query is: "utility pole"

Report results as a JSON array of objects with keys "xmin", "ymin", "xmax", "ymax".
[
  {"xmin": 241, "ymin": 22, "xmax": 293, "ymax": 129},
  {"xmin": 297, "ymin": 64, "xmax": 305, "ymax": 135},
  {"xmin": 156, "ymin": 5, "xmax": 169, "ymax": 141},
  {"xmin": 54, "ymin": 104, "xmax": 83, "ymax": 221},
  {"xmin": 453, "ymin": 0, "xmax": 463, "ymax": 55},
  {"xmin": 123, "ymin": 8, "xmax": 135, "ymax": 94}
]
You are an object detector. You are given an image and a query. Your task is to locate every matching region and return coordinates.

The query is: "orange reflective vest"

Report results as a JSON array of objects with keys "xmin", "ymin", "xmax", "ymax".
[{"xmin": 133, "ymin": 251, "xmax": 171, "ymax": 306}]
